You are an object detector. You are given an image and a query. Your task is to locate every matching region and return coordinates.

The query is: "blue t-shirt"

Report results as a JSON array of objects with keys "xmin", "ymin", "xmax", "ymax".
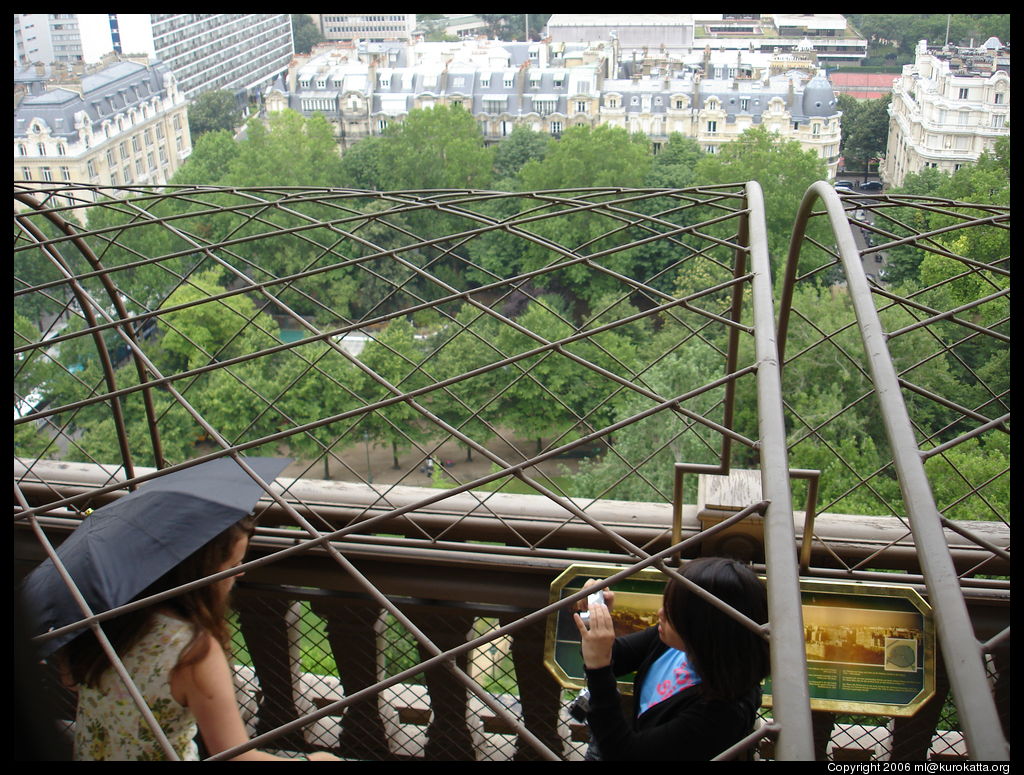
[{"xmin": 638, "ymin": 648, "xmax": 701, "ymax": 716}]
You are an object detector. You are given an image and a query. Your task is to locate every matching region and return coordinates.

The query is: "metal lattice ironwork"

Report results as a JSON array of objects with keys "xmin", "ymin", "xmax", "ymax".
[{"xmin": 14, "ymin": 182, "xmax": 1008, "ymax": 761}]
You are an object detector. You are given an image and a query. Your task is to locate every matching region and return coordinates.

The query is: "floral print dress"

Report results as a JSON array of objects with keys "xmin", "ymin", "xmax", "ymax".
[{"xmin": 73, "ymin": 613, "xmax": 199, "ymax": 760}]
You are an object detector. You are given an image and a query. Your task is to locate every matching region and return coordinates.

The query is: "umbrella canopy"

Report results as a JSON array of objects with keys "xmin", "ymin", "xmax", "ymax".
[{"xmin": 20, "ymin": 456, "xmax": 291, "ymax": 657}]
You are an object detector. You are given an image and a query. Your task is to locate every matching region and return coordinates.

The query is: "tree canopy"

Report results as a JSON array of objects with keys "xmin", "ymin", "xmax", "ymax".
[
  {"xmin": 291, "ymin": 14, "xmax": 325, "ymax": 54},
  {"xmin": 693, "ymin": 126, "xmax": 830, "ymax": 276},
  {"xmin": 377, "ymin": 105, "xmax": 494, "ymax": 191},
  {"xmin": 847, "ymin": 14, "xmax": 1010, "ymax": 53},
  {"xmin": 837, "ymin": 94, "xmax": 890, "ymax": 179},
  {"xmin": 187, "ymin": 90, "xmax": 242, "ymax": 140}
]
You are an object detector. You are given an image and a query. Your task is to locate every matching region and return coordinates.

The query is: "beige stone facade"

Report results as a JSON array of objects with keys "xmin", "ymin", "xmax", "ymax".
[
  {"xmin": 15, "ymin": 59, "xmax": 192, "ymax": 219},
  {"xmin": 884, "ymin": 40, "xmax": 1010, "ymax": 188}
]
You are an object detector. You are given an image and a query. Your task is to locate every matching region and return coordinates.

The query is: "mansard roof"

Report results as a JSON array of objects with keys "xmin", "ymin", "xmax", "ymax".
[{"xmin": 15, "ymin": 60, "xmax": 170, "ymax": 140}]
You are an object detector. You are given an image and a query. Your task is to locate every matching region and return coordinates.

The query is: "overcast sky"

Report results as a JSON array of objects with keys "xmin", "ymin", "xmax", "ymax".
[{"xmin": 77, "ymin": 14, "xmax": 155, "ymax": 63}]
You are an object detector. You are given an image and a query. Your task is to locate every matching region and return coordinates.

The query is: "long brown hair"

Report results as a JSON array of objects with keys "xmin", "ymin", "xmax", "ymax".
[{"xmin": 64, "ymin": 515, "xmax": 257, "ymax": 687}]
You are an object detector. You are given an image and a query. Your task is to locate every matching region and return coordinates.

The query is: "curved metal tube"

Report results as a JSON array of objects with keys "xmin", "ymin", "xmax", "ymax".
[
  {"xmin": 744, "ymin": 181, "xmax": 814, "ymax": 760},
  {"xmin": 780, "ymin": 182, "xmax": 1008, "ymax": 760}
]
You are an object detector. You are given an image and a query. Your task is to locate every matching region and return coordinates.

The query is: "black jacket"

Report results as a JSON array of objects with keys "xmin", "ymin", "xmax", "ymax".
[{"xmin": 584, "ymin": 626, "xmax": 760, "ymax": 761}]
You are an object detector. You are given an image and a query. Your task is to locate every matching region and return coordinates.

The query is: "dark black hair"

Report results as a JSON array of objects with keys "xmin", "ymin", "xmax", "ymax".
[{"xmin": 662, "ymin": 556, "xmax": 770, "ymax": 700}]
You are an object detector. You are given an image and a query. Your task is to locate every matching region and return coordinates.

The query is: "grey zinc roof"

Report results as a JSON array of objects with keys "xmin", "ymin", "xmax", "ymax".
[
  {"xmin": 801, "ymin": 74, "xmax": 837, "ymax": 117},
  {"xmin": 14, "ymin": 88, "xmax": 80, "ymax": 137},
  {"xmin": 15, "ymin": 60, "xmax": 168, "ymax": 140}
]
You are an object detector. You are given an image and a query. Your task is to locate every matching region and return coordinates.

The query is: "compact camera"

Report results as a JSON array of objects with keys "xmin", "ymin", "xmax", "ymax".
[
  {"xmin": 567, "ymin": 687, "xmax": 591, "ymax": 722},
  {"xmin": 577, "ymin": 589, "xmax": 607, "ymax": 630}
]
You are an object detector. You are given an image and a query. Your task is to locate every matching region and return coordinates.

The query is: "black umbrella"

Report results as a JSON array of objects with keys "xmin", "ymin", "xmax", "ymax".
[{"xmin": 20, "ymin": 456, "xmax": 291, "ymax": 657}]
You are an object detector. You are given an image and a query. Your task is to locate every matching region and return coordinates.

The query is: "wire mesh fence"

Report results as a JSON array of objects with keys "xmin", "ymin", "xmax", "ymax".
[{"xmin": 14, "ymin": 182, "xmax": 1008, "ymax": 760}]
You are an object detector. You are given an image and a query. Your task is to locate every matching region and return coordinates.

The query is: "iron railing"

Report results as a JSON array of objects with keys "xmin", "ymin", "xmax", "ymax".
[{"xmin": 14, "ymin": 182, "xmax": 1008, "ymax": 760}]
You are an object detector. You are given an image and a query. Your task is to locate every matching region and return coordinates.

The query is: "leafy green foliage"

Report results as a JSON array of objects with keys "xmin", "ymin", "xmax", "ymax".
[
  {"xmin": 16, "ymin": 101, "xmax": 1008, "ymax": 528},
  {"xmin": 847, "ymin": 14, "xmax": 1010, "ymax": 54},
  {"xmin": 291, "ymin": 14, "xmax": 325, "ymax": 54},
  {"xmin": 693, "ymin": 126, "xmax": 831, "ymax": 278},
  {"xmin": 647, "ymin": 134, "xmax": 705, "ymax": 189},
  {"xmin": 378, "ymin": 105, "xmax": 494, "ymax": 191},
  {"xmin": 492, "ymin": 127, "xmax": 551, "ymax": 184},
  {"xmin": 187, "ymin": 90, "xmax": 242, "ymax": 140},
  {"xmin": 837, "ymin": 94, "xmax": 890, "ymax": 177},
  {"xmin": 517, "ymin": 125, "xmax": 651, "ymax": 191}
]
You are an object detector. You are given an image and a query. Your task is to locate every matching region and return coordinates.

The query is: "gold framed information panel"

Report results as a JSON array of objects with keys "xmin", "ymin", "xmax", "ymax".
[
  {"xmin": 762, "ymin": 578, "xmax": 936, "ymax": 717},
  {"xmin": 545, "ymin": 564, "xmax": 935, "ymax": 716}
]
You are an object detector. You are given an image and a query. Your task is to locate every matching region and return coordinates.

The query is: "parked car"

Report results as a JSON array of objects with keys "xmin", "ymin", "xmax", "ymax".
[
  {"xmin": 859, "ymin": 181, "xmax": 884, "ymax": 192},
  {"xmin": 834, "ymin": 181, "xmax": 856, "ymax": 193}
]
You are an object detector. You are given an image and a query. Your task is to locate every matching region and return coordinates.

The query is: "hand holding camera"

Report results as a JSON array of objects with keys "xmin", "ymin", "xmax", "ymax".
[
  {"xmin": 577, "ymin": 589, "xmax": 608, "ymax": 630},
  {"xmin": 573, "ymin": 579, "xmax": 616, "ymax": 669}
]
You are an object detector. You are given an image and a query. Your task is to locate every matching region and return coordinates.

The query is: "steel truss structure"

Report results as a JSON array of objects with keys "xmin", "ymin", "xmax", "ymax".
[{"xmin": 14, "ymin": 182, "xmax": 1009, "ymax": 760}]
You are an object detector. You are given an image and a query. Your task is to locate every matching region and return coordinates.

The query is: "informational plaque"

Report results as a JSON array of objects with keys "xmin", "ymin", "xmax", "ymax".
[
  {"xmin": 761, "ymin": 578, "xmax": 936, "ymax": 717},
  {"xmin": 545, "ymin": 565, "xmax": 935, "ymax": 715}
]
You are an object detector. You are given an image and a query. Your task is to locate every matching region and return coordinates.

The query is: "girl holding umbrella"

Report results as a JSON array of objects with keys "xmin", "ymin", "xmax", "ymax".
[
  {"xmin": 21, "ymin": 458, "xmax": 339, "ymax": 761},
  {"xmin": 63, "ymin": 515, "xmax": 336, "ymax": 760}
]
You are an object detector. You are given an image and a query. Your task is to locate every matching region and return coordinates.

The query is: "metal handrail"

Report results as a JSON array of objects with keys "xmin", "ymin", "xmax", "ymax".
[{"xmin": 780, "ymin": 183, "xmax": 1009, "ymax": 760}]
